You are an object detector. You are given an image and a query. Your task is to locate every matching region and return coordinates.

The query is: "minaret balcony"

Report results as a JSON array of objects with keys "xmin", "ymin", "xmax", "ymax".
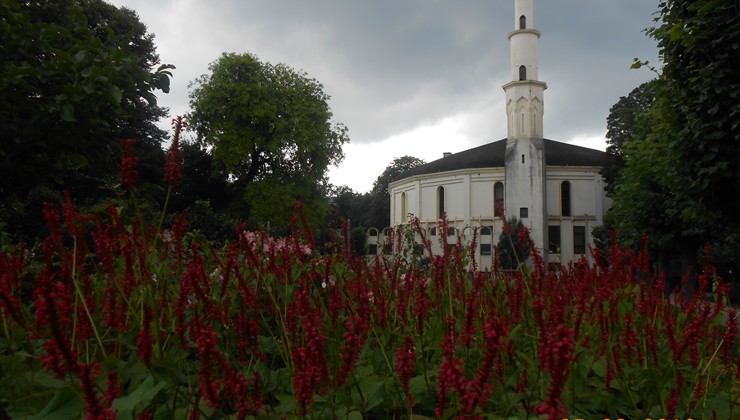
[{"xmin": 507, "ymin": 28, "xmax": 541, "ymax": 40}]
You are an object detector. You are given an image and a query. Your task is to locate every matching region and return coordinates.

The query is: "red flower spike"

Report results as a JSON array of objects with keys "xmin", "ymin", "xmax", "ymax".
[
  {"xmin": 396, "ymin": 336, "xmax": 417, "ymax": 406},
  {"xmin": 119, "ymin": 138, "xmax": 138, "ymax": 192},
  {"xmin": 164, "ymin": 116, "xmax": 186, "ymax": 187}
]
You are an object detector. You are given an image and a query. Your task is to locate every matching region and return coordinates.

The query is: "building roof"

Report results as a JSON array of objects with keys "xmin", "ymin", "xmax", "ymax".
[{"xmin": 399, "ymin": 138, "xmax": 609, "ymax": 178}]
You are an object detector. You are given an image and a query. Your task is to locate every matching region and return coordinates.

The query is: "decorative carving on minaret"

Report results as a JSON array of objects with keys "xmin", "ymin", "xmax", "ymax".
[{"xmin": 503, "ymin": 0, "xmax": 546, "ymax": 140}]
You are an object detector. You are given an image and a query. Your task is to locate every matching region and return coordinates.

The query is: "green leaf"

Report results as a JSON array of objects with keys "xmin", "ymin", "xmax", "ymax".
[
  {"xmin": 60, "ymin": 104, "xmax": 75, "ymax": 122},
  {"xmin": 29, "ymin": 370, "xmax": 66, "ymax": 389},
  {"xmin": 363, "ymin": 378, "xmax": 387, "ymax": 412},
  {"xmin": 73, "ymin": 50, "xmax": 87, "ymax": 62},
  {"xmin": 27, "ymin": 386, "xmax": 84, "ymax": 420},
  {"xmin": 347, "ymin": 411, "xmax": 364, "ymax": 420},
  {"xmin": 109, "ymin": 85, "xmax": 122, "ymax": 104},
  {"xmin": 112, "ymin": 375, "xmax": 168, "ymax": 420}
]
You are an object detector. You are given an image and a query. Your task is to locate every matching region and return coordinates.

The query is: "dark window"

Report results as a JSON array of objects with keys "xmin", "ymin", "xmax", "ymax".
[
  {"xmin": 519, "ymin": 65, "xmax": 527, "ymax": 81},
  {"xmin": 383, "ymin": 244, "xmax": 393, "ymax": 255},
  {"xmin": 437, "ymin": 186, "xmax": 445, "ymax": 219},
  {"xmin": 561, "ymin": 181, "xmax": 571, "ymax": 216},
  {"xmin": 520, "ymin": 207, "xmax": 528, "ymax": 219},
  {"xmin": 494, "ymin": 182, "xmax": 504, "ymax": 217},
  {"xmin": 519, "ymin": 15, "xmax": 526, "ymax": 30},
  {"xmin": 430, "ymin": 227, "xmax": 437, "ymax": 236},
  {"xmin": 480, "ymin": 243, "xmax": 492, "ymax": 256},
  {"xmin": 368, "ymin": 228, "xmax": 378, "ymax": 237},
  {"xmin": 480, "ymin": 226, "xmax": 492, "ymax": 236},
  {"xmin": 548, "ymin": 225, "xmax": 561, "ymax": 254},
  {"xmin": 573, "ymin": 226, "xmax": 586, "ymax": 254},
  {"xmin": 521, "ymin": 154, "xmax": 525, "ymax": 164},
  {"xmin": 401, "ymin": 192, "xmax": 407, "ymax": 221},
  {"xmin": 367, "ymin": 244, "xmax": 378, "ymax": 255},
  {"xmin": 447, "ymin": 227, "xmax": 456, "ymax": 236}
]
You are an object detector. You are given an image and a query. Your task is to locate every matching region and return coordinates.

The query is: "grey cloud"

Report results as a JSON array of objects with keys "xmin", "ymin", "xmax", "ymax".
[{"xmin": 108, "ymin": 0, "xmax": 659, "ymax": 148}]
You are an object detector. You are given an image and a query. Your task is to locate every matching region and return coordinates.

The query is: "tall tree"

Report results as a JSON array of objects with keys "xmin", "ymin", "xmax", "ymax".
[
  {"xmin": 602, "ymin": 80, "xmax": 657, "ymax": 194},
  {"xmin": 0, "ymin": 0, "xmax": 173, "ymax": 241},
  {"xmin": 187, "ymin": 52, "xmax": 348, "ymax": 229},
  {"xmin": 609, "ymin": 0, "xmax": 740, "ymax": 282},
  {"xmin": 326, "ymin": 185, "xmax": 372, "ymax": 229},
  {"xmin": 368, "ymin": 156, "xmax": 426, "ymax": 228},
  {"xmin": 646, "ymin": 0, "xmax": 740, "ymax": 232}
]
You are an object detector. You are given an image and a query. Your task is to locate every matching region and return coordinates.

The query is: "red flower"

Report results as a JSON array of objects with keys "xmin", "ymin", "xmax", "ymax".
[
  {"xmin": 135, "ymin": 304, "xmax": 154, "ymax": 367},
  {"xmin": 164, "ymin": 116, "xmax": 186, "ymax": 186},
  {"xmin": 120, "ymin": 139, "xmax": 138, "ymax": 192},
  {"xmin": 396, "ymin": 336, "xmax": 417, "ymax": 406}
]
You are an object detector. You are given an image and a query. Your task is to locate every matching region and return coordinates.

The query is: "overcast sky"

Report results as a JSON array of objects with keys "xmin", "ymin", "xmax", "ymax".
[{"xmin": 106, "ymin": 0, "xmax": 660, "ymax": 193}]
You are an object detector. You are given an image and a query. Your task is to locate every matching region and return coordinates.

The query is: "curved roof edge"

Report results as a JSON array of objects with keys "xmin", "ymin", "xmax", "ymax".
[{"xmin": 399, "ymin": 138, "xmax": 609, "ymax": 179}]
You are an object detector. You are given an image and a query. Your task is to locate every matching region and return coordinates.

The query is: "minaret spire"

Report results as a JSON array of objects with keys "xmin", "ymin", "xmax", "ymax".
[
  {"xmin": 503, "ymin": 0, "xmax": 546, "ymax": 139},
  {"xmin": 503, "ymin": 0, "xmax": 548, "ymax": 255}
]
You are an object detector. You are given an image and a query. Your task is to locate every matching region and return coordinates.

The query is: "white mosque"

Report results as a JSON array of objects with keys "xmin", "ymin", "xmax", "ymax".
[{"xmin": 371, "ymin": 0, "xmax": 611, "ymax": 270}]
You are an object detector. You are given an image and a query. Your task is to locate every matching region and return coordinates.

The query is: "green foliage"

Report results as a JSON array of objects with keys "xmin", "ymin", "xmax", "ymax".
[
  {"xmin": 350, "ymin": 226, "xmax": 368, "ymax": 256},
  {"xmin": 181, "ymin": 200, "xmax": 236, "ymax": 242},
  {"xmin": 368, "ymin": 155, "xmax": 426, "ymax": 228},
  {"xmin": 647, "ymin": 0, "xmax": 740, "ymax": 232},
  {"xmin": 607, "ymin": 0, "xmax": 740, "ymax": 280},
  {"xmin": 327, "ymin": 185, "xmax": 372, "ymax": 229},
  {"xmin": 602, "ymin": 80, "xmax": 657, "ymax": 194},
  {"xmin": 170, "ymin": 141, "xmax": 232, "ymax": 214},
  {"xmin": 0, "ymin": 0, "xmax": 173, "ymax": 242},
  {"xmin": 496, "ymin": 217, "xmax": 530, "ymax": 270},
  {"xmin": 187, "ymin": 52, "xmax": 348, "ymax": 228},
  {"xmin": 1, "ymin": 196, "xmax": 737, "ymax": 418}
]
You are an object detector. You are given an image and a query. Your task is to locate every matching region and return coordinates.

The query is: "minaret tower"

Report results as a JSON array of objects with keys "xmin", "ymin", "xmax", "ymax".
[{"xmin": 503, "ymin": 0, "xmax": 548, "ymax": 254}]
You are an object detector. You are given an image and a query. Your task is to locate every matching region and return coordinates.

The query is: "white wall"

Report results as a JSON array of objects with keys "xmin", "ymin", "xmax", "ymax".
[{"xmin": 388, "ymin": 166, "xmax": 609, "ymax": 268}]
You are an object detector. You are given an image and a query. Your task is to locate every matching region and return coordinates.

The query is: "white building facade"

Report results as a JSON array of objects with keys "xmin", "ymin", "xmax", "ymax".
[{"xmin": 384, "ymin": 0, "xmax": 611, "ymax": 270}]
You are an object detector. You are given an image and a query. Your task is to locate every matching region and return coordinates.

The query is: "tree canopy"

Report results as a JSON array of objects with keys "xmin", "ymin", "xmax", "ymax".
[
  {"xmin": 607, "ymin": 0, "xmax": 740, "ymax": 280},
  {"xmin": 367, "ymin": 156, "xmax": 426, "ymax": 228},
  {"xmin": 187, "ymin": 52, "xmax": 348, "ymax": 228},
  {"xmin": 0, "ymin": 0, "xmax": 173, "ymax": 242},
  {"xmin": 602, "ymin": 80, "xmax": 657, "ymax": 195}
]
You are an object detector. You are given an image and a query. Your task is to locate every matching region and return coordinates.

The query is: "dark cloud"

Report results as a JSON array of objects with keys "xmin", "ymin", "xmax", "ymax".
[{"xmin": 107, "ymin": 0, "xmax": 659, "ymax": 190}]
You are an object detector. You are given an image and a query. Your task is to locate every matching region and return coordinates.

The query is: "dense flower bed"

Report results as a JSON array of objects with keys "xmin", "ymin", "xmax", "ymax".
[
  {"xmin": 1, "ymin": 128, "xmax": 737, "ymax": 419},
  {"xmin": 1, "ymin": 199, "xmax": 737, "ymax": 419}
]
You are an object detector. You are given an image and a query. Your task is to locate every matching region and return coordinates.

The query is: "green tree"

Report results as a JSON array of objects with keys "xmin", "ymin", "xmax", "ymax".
[
  {"xmin": 170, "ymin": 141, "xmax": 233, "ymax": 214},
  {"xmin": 496, "ymin": 217, "xmax": 530, "ymax": 270},
  {"xmin": 187, "ymin": 52, "xmax": 348, "ymax": 229},
  {"xmin": 645, "ymin": 0, "xmax": 740, "ymax": 234},
  {"xmin": 609, "ymin": 0, "xmax": 740, "ymax": 284},
  {"xmin": 368, "ymin": 156, "xmax": 426, "ymax": 228},
  {"xmin": 602, "ymin": 80, "xmax": 657, "ymax": 194},
  {"xmin": 327, "ymin": 185, "xmax": 372, "ymax": 229},
  {"xmin": 0, "ymin": 0, "xmax": 173, "ymax": 241}
]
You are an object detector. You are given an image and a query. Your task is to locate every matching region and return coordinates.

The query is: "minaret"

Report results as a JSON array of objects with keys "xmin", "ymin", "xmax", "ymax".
[{"xmin": 503, "ymin": 0, "xmax": 548, "ymax": 255}]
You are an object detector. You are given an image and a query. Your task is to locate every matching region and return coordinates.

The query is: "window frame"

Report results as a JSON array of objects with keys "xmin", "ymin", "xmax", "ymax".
[{"xmin": 573, "ymin": 225, "xmax": 586, "ymax": 255}]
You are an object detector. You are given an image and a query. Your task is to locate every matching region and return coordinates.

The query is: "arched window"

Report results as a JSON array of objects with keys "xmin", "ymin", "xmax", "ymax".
[
  {"xmin": 561, "ymin": 181, "xmax": 571, "ymax": 217},
  {"xmin": 437, "ymin": 186, "xmax": 445, "ymax": 219},
  {"xmin": 494, "ymin": 182, "xmax": 504, "ymax": 217},
  {"xmin": 479, "ymin": 226, "xmax": 492, "ymax": 256},
  {"xmin": 519, "ymin": 15, "xmax": 526, "ymax": 30},
  {"xmin": 400, "ymin": 192, "xmax": 407, "ymax": 222},
  {"xmin": 519, "ymin": 65, "xmax": 527, "ymax": 81}
]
